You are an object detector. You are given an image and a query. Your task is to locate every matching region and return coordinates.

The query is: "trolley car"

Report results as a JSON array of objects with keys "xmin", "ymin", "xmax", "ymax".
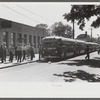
[{"xmin": 41, "ymin": 36, "xmax": 99, "ymax": 59}]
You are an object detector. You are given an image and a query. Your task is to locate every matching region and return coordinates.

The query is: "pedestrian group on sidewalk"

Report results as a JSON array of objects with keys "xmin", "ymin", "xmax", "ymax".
[{"xmin": 0, "ymin": 42, "xmax": 35, "ymax": 63}]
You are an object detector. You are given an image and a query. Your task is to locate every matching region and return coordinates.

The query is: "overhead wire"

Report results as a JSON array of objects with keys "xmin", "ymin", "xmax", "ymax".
[
  {"xmin": 2, "ymin": 4, "xmax": 41, "ymax": 23},
  {"xmin": 16, "ymin": 4, "xmax": 54, "ymax": 23}
]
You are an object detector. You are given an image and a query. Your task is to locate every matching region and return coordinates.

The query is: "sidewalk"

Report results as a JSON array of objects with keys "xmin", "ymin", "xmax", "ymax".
[{"xmin": 0, "ymin": 54, "xmax": 39, "ymax": 69}]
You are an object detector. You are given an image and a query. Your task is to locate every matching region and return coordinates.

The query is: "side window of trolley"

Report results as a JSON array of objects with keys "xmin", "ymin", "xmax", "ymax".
[
  {"xmin": 66, "ymin": 42, "xmax": 71, "ymax": 48},
  {"xmin": 71, "ymin": 42, "xmax": 74, "ymax": 48},
  {"xmin": 65, "ymin": 43, "xmax": 69, "ymax": 47},
  {"xmin": 61, "ymin": 41, "xmax": 65, "ymax": 47},
  {"xmin": 67, "ymin": 43, "xmax": 71, "ymax": 48},
  {"xmin": 64, "ymin": 42, "xmax": 66, "ymax": 47},
  {"xmin": 78, "ymin": 43, "xmax": 80, "ymax": 46},
  {"xmin": 72, "ymin": 43, "xmax": 75, "ymax": 48},
  {"xmin": 58, "ymin": 41, "xmax": 62, "ymax": 47},
  {"xmin": 69, "ymin": 42, "xmax": 72, "ymax": 48}
]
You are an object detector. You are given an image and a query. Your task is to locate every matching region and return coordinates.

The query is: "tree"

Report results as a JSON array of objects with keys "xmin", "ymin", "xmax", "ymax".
[
  {"xmin": 35, "ymin": 23, "xmax": 50, "ymax": 36},
  {"xmin": 63, "ymin": 5, "xmax": 100, "ymax": 30},
  {"xmin": 76, "ymin": 33, "xmax": 97, "ymax": 42},
  {"xmin": 76, "ymin": 33, "xmax": 91, "ymax": 41},
  {"xmin": 35, "ymin": 23, "xmax": 48, "ymax": 29},
  {"xmin": 51, "ymin": 22, "xmax": 73, "ymax": 38}
]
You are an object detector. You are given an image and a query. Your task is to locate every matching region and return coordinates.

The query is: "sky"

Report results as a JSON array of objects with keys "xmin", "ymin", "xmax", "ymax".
[
  {"xmin": 0, "ymin": 2, "xmax": 100, "ymax": 38},
  {"xmin": 0, "ymin": 3, "xmax": 70, "ymax": 26}
]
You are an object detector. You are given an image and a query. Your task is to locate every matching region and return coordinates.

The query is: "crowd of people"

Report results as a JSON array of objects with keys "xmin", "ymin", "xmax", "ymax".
[{"xmin": 0, "ymin": 42, "xmax": 35, "ymax": 63}]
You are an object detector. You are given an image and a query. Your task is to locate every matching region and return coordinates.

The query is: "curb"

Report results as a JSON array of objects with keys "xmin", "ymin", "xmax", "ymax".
[{"xmin": 0, "ymin": 59, "xmax": 38, "ymax": 70}]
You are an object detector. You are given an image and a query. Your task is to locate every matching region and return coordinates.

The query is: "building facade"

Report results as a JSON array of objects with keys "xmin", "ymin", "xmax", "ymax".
[{"xmin": 0, "ymin": 18, "xmax": 47, "ymax": 53}]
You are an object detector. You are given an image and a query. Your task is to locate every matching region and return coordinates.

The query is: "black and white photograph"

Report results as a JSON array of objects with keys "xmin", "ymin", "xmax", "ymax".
[
  {"xmin": 1, "ymin": 2, "xmax": 100, "ymax": 97},
  {"xmin": 0, "ymin": 2, "xmax": 100, "ymax": 82}
]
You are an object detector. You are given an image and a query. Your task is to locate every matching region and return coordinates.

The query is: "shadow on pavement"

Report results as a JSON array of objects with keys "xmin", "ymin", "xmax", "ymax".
[
  {"xmin": 59, "ymin": 58, "xmax": 100, "ymax": 68},
  {"xmin": 37, "ymin": 55, "xmax": 80, "ymax": 63},
  {"xmin": 37, "ymin": 59, "xmax": 64, "ymax": 63},
  {"xmin": 53, "ymin": 70, "xmax": 100, "ymax": 82},
  {"xmin": 37, "ymin": 53, "xmax": 95, "ymax": 63}
]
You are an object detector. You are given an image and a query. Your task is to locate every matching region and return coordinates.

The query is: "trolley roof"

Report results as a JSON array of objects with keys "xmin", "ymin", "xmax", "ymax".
[
  {"xmin": 42, "ymin": 36, "xmax": 76, "ymax": 42},
  {"xmin": 42, "ymin": 36, "xmax": 99, "ymax": 45}
]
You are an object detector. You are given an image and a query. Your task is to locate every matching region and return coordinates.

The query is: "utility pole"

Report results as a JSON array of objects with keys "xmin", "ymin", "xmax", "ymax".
[
  {"xmin": 88, "ymin": 27, "xmax": 93, "ymax": 42},
  {"xmin": 72, "ymin": 19, "xmax": 75, "ymax": 39},
  {"xmin": 71, "ymin": 7, "xmax": 75, "ymax": 39},
  {"xmin": 91, "ymin": 28, "xmax": 93, "ymax": 42},
  {"xmin": 85, "ymin": 31, "xmax": 87, "ymax": 41}
]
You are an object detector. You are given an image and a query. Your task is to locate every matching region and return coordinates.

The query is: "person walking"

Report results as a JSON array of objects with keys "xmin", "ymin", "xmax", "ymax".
[
  {"xmin": 26, "ymin": 43, "xmax": 30, "ymax": 59},
  {"xmin": 30, "ymin": 44, "xmax": 35, "ymax": 60},
  {"xmin": 9, "ymin": 43, "xmax": 15, "ymax": 62},
  {"xmin": 17, "ymin": 43, "xmax": 22, "ymax": 63},
  {"xmin": 22, "ymin": 44, "xmax": 26, "ymax": 61},
  {"xmin": 98, "ymin": 47, "xmax": 100, "ymax": 54},
  {"xmin": 85, "ymin": 45, "xmax": 90, "ymax": 60},
  {"xmin": 0, "ymin": 44, "xmax": 4, "ymax": 63},
  {"xmin": 15, "ymin": 44, "xmax": 18, "ymax": 60},
  {"xmin": 3, "ymin": 43, "xmax": 7, "ymax": 62}
]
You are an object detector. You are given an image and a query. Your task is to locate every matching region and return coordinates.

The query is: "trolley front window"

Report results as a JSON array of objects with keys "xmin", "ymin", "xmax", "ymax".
[{"xmin": 43, "ymin": 42, "xmax": 58, "ymax": 48}]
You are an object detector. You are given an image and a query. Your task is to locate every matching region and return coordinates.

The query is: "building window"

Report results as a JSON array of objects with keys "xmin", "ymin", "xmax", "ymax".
[
  {"xmin": 18, "ymin": 33, "xmax": 22, "ymax": 43},
  {"xmin": 1, "ymin": 20, "xmax": 12, "ymax": 28},
  {"xmin": 3, "ymin": 32, "xmax": 6, "ymax": 42},
  {"xmin": 37, "ymin": 36, "xmax": 40, "ymax": 47},
  {"xmin": 3, "ymin": 32, "xmax": 8, "ymax": 47},
  {"xmin": 29, "ymin": 35, "xmax": 32, "ymax": 45},
  {"xmin": 34, "ymin": 36, "xmax": 36, "ymax": 48},
  {"xmin": 10, "ymin": 33, "xmax": 16, "ymax": 47},
  {"xmin": 11, "ymin": 33, "xmax": 14, "ymax": 44},
  {"xmin": 24, "ymin": 34, "xmax": 27, "ymax": 44}
]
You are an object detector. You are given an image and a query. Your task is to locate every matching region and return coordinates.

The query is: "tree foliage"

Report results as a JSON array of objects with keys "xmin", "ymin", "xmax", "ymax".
[
  {"xmin": 76, "ymin": 33, "xmax": 91, "ymax": 41},
  {"xmin": 51, "ymin": 22, "xmax": 73, "ymax": 38},
  {"xmin": 35, "ymin": 23, "xmax": 48, "ymax": 29},
  {"xmin": 76, "ymin": 33, "xmax": 97, "ymax": 42},
  {"xmin": 35, "ymin": 23, "xmax": 50, "ymax": 35},
  {"xmin": 63, "ymin": 5, "xmax": 100, "ymax": 30}
]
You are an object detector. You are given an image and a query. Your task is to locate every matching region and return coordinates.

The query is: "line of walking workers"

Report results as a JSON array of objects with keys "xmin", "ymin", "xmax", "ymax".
[{"xmin": 0, "ymin": 42, "xmax": 35, "ymax": 63}]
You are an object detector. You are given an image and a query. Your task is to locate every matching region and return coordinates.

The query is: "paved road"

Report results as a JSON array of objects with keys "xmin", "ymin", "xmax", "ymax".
[{"xmin": 0, "ymin": 51, "xmax": 100, "ymax": 82}]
